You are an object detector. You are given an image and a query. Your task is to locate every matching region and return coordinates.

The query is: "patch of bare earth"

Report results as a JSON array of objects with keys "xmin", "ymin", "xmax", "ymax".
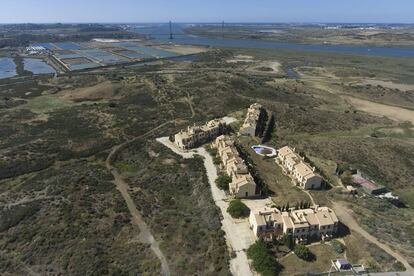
[
  {"xmin": 248, "ymin": 60, "xmax": 281, "ymax": 73},
  {"xmin": 346, "ymin": 96, "xmax": 414, "ymax": 124},
  {"xmin": 58, "ymin": 81, "xmax": 119, "ymax": 101},
  {"xmin": 357, "ymin": 79, "xmax": 414, "ymax": 92},
  {"xmin": 226, "ymin": 55, "xmax": 254, "ymax": 63},
  {"xmin": 155, "ymin": 44, "xmax": 208, "ymax": 55}
]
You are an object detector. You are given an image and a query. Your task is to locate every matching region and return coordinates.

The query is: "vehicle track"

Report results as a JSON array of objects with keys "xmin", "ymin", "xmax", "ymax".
[
  {"xmin": 333, "ymin": 201, "xmax": 414, "ymax": 273},
  {"xmin": 105, "ymin": 121, "xmax": 173, "ymax": 276}
]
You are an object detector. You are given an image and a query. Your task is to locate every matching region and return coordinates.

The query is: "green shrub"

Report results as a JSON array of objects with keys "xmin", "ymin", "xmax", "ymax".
[
  {"xmin": 247, "ymin": 240, "xmax": 281, "ymax": 276},
  {"xmin": 281, "ymin": 233, "xmax": 294, "ymax": 250},
  {"xmin": 215, "ymin": 173, "xmax": 232, "ymax": 191},
  {"xmin": 392, "ymin": 261, "xmax": 406, "ymax": 272},
  {"xmin": 331, "ymin": 240, "xmax": 346, "ymax": 254},
  {"xmin": 340, "ymin": 171, "xmax": 354, "ymax": 186},
  {"xmin": 226, "ymin": 199, "xmax": 250, "ymax": 218},
  {"xmin": 294, "ymin": 244, "xmax": 312, "ymax": 261},
  {"xmin": 213, "ymin": 156, "xmax": 221, "ymax": 165},
  {"xmin": 205, "ymin": 145, "xmax": 218, "ymax": 157}
]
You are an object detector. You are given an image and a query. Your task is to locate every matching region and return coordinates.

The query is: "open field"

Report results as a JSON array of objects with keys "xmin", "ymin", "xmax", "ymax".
[
  {"xmin": 238, "ymin": 138, "xmax": 310, "ymax": 206},
  {"xmin": 356, "ymin": 79, "xmax": 414, "ymax": 92},
  {"xmin": 279, "ymin": 243, "xmax": 344, "ymax": 275},
  {"xmin": 155, "ymin": 44, "xmax": 208, "ymax": 55},
  {"xmin": 1, "ymin": 47, "xmax": 414, "ymax": 274},
  {"xmin": 345, "ymin": 96, "xmax": 414, "ymax": 124},
  {"xmin": 57, "ymin": 81, "xmax": 120, "ymax": 101}
]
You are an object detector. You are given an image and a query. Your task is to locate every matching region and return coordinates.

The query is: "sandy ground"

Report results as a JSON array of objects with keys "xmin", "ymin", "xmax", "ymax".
[
  {"xmin": 157, "ymin": 128, "xmax": 258, "ymax": 276},
  {"xmin": 227, "ymin": 54, "xmax": 281, "ymax": 73},
  {"xmin": 241, "ymin": 198, "xmax": 273, "ymax": 211},
  {"xmin": 346, "ymin": 96, "xmax": 414, "ymax": 124},
  {"xmin": 255, "ymin": 61, "xmax": 281, "ymax": 73},
  {"xmin": 155, "ymin": 44, "xmax": 208, "ymax": 55},
  {"xmin": 58, "ymin": 81, "xmax": 118, "ymax": 101},
  {"xmin": 222, "ymin": 116, "xmax": 238, "ymax": 125},
  {"xmin": 356, "ymin": 79, "xmax": 414, "ymax": 92},
  {"xmin": 226, "ymin": 55, "xmax": 254, "ymax": 63}
]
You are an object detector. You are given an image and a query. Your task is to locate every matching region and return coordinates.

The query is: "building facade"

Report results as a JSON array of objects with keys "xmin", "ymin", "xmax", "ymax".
[
  {"xmin": 174, "ymin": 119, "xmax": 226, "ymax": 150},
  {"xmin": 249, "ymin": 206, "xmax": 339, "ymax": 243},
  {"xmin": 277, "ymin": 146, "xmax": 322, "ymax": 190},
  {"xmin": 213, "ymin": 135, "xmax": 257, "ymax": 198},
  {"xmin": 239, "ymin": 103, "xmax": 265, "ymax": 137}
]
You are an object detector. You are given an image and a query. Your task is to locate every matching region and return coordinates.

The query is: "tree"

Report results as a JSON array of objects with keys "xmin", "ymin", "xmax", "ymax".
[
  {"xmin": 336, "ymin": 163, "xmax": 350, "ymax": 175},
  {"xmin": 286, "ymin": 202, "xmax": 290, "ymax": 211},
  {"xmin": 341, "ymin": 170, "xmax": 354, "ymax": 186},
  {"xmin": 331, "ymin": 240, "xmax": 346, "ymax": 254},
  {"xmin": 282, "ymin": 233, "xmax": 294, "ymax": 250},
  {"xmin": 215, "ymin": 173, "xmax": 231, "ymax": 191},
  {"xmin": 299, "ymin": 200, "xmax": 304, "ymax": 209},
  {"xmin": 247, "ymin": 240, "xmax": 281, "ymax": 276},
  {"xmin": 227, "ymin": 199, "xmax": 250, "ymax": 218},
  {"xmin": 294, "ymin": 244, "xmax": 312, "ymax": 261}
]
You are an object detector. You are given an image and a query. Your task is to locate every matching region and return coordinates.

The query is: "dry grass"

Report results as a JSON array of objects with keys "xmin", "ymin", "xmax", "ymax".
[
  {"xmin": 344, "ymin": 231, "xmax": 401, "ymax": 272},
  {"xmin": 239, "ymin": 138, "xmax": 310, "ymax": 206},
  {"xmin": 345, "ymin": 96, "xmax": 414, "ymax": 124},
  {"xmin": 155, "ymin": 44, "xmax": 208, "ymax": 55},
  {"xmin": 279, "ymin": 243, "xmax": 343, "ymax": 275},
  {"xmin": 357, "ymin": 79, "xmax": 414, "ymax": 92},
  {"xmin": 58, "ymin": 81, "xmax": 119, "ymax": 101}
]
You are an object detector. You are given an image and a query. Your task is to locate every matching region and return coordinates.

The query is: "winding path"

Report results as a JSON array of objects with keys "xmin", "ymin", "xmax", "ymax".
[
  {"xmin": 332, "ymin": 201, "xmax": 414, "ymax": 273},
  {"xmin": 106, "ymin": 121, "xmax": 173, "ymax": 276}
]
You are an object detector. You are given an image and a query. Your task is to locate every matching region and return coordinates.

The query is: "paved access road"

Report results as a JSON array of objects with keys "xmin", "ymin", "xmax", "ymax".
[{"xmin": 157, "ymin": 136, "xmax": 257, "ymax": 276}]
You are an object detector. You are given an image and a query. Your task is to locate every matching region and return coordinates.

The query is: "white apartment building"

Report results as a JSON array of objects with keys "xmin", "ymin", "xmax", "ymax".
[
  {"xmin": 277, "ymin": 146, "xmax": 322, "ymax": 190},
  {"xmin": 249, "ymin": 206, "xmax": 339, "ymax": 243},
  {"xmin": 213, "ymin": 135, "xmax": 257, "ymax": 198},
  {"xmin": 239, "ymin": 103, "xmax": 264, "ymax": 137},
  {"xmin": 174, "ymin": 119, "xmax": 226, "ymax": 150}
]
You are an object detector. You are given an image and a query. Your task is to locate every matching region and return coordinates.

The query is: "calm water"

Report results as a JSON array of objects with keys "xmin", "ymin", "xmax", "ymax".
[
  {"xmin": 0, "ymin": 58, "xmax": 17, "ymax": 79},
  {"xmin": 133, "ymin": 24, "xmax": 414, "ymax": 58},
  {"xmin": 23, "ymin": 58, "xmax": 56, "ymax": 74},
  {"xmin": 286, "ymin": 68, "xmax": 301, "ymax": 79}
]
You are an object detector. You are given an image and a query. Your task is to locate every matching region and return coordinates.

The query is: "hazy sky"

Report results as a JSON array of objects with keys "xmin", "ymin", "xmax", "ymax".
[{"xmin": 1, "ymin": 0, "xmax": 413, "ymax": 23}]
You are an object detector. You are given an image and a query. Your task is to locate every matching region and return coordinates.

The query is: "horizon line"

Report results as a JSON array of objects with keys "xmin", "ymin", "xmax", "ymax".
[{"xmin": 1, "ymin": 21, "xmax": 413, "ymax": 25}]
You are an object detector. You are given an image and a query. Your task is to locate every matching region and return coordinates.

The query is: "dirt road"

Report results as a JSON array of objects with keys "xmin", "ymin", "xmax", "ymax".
[
  {"xmin": 106, "ymin": 122, "xmax": 173, "ymax": 276},
  {"xmin": 332, "ymin": 201, "xmax": 414, "ymax": 273}
]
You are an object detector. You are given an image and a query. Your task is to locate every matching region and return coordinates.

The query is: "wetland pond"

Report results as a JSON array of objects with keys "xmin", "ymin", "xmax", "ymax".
[
  {"xmin": 0, "ymin": 58, "xmax": 17, "ymax": 79},
  {"xmin": 133, "ymin": 24, "xmax": 414, "ymax": 58},
  {"xmin": 23, "ymin": 58, "xmax": 56, "ymax": 74}
]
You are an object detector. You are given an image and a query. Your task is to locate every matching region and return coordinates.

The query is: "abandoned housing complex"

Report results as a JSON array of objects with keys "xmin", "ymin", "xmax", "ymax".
[
  {"xmin": 239, "ymin": 103, "xmax": 266, "ymax": 137},
  {"xmin": 174, "ymin": 119, "xmax": 226, "ymax": 150},
  {"xmin": 213, "ymin": 135, "xmax": 258, "ymax": 198},
  {"xmin": 249, "ymin": 206, "xmax": 339, "ymax": 243},
  {"xmin": 277, "ymin": 146, "xmax": 323, "ymax": 190}
]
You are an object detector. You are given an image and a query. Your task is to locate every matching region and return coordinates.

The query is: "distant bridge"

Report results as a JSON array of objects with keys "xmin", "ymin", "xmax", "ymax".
[{"xmin": 142, "ymin": 21, "xmax": 226, "ymax": 39}]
